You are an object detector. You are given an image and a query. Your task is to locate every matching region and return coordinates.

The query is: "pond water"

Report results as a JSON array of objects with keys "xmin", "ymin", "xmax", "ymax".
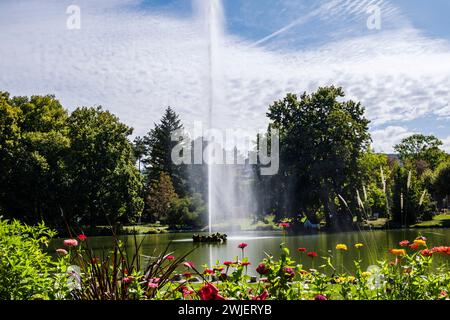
[{"xmin": 51, "ymin": 229, "xmax": 450, "ymax": 276}]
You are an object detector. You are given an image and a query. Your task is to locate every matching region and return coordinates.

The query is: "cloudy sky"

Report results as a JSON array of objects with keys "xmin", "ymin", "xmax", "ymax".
[{"xmin": 0, "ymin": 0, "xmax": 449, "ymax": 152}]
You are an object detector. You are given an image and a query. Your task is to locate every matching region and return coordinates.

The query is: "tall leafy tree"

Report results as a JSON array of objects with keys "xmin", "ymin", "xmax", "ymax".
[
  {"xmin": 264, "ymin": 86, "xmax": 371, "ymax": 229},
  {"xmin": 0, "ymin": 93, "xmax": 70, "ymax": 223},
  {"xmin": 145, "ymin": 172, "xmax": 178, "ymax": 222},
  {"xmin": 394, "ymin": 134, "xmax": 445, "ymax": 172},
  {"xmin": 65, "ymin": 107, "xmax": 144, "ymax": 225}
]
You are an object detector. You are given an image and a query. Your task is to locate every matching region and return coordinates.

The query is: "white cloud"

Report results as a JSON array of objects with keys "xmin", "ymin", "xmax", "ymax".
[
  {"xmin": 0, "ymin": 0, "xmax": 449, "ymax": 148},
  {"xmin": 442, "ymin": 136, "xmax": 450, "ymax": 153},
  {"xmin": 370, "ymin": 126, "xmax": 416, "ymax": 153}
]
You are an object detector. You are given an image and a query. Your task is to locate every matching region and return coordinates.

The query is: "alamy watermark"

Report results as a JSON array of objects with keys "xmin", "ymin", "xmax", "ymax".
[{"xmin": 171, "ymin": 121, "xmax": 279, "ymax": 176}]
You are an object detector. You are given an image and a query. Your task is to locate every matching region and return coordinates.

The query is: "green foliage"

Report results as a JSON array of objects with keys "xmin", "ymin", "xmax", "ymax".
[
  {"xmin": 0, "ymin": 218, "xmax": 69, "ymax": 300},
  {"xmin": 165, "ymin": 193, "xmax": 207, "ymax": 229},
  {"xmin": 142, "ymin": 107, "xmax": 188, "ymax": 196},
  {"xmin": 262, "ymin": 86, "xmax": 371, "ymax": 228},
  {"xmin": 394, "ymin": 134, "xmax": 445, "ymax": 171},
  {"xmin": 145, "ymin": 172, "xmax": 178, "ymax": 222},
  {"xmin": 65, "ymin": 106, "xmax": 143, "ymax": 224},
  {"xmin": 433, "ymin": 160, "xmax": 450, "ymax": 197}
]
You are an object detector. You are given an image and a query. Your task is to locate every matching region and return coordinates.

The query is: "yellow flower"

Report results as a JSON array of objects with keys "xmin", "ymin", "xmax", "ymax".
[
  {"xmin": 335, "ymin": 277, "xmax": 346, "ymax": 283},
  {"xmin": 413, "ymin": 239, "xmax": 427, "ymax": 247},
  {"xmin": 355, "ymin": 243, "xmax": 364, "ymax": 249},
  {"xmin": 336, "ymin": 244, "xmax": 348, "ymax": 251},
  {"xmin": 361, "ymin": 272, "xmax": 372, "ymax": 278},
  {"xmin": 347, "ymin": 276, "xmax": 356, "ymax": 282}
]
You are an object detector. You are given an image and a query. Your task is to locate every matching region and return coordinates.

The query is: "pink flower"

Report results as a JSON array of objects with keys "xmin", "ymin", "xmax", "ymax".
[
  {"xmin": 148, "ymin": 283, "xmax": 158, "ymax": 289},
  {"xmin": 298, "ymin": 248, "xmax": 307, "ymax": 253},
  {"xmin": 122, "ymin": 277, "xmax": 133, "ymax": 284},
  {"xmin": 238, "ymin": 243, "xmax": 248, "ymax": 249},
  {"xmin": 63, "ymin": 239, "xmax": 78, "ymax": 247},
  {"xmin": 56, "ymin": 248, "xmax": 68, "ymax": 256},
  {"xmin": 165, "ymin": 255, "xmax": 175, "ymax": 261},
  {"xmin": 307, "ymin": 251, "xmax": 318, "ymax": 258},
  {"xmin": 223, "ymin": 261, "xmax": 235, "ymax": 266},
  {"xmin": 315, "ymin": 294, "xmax": 328, "ymax": 301},
  {"xmin": 399, "ymin": 240, "xmax": 410, "ymax": 247},
  {"xmin": 183, "ymin": 261, "xmax": 195, "ymax": 269},
  {"xmin": 77, "ymin": 234, "xmax": 87, "ymax": 241},
  {"xmin": 279, "ymin": 222, "xmax": 290, "ymax": 228},
  {"xmin": 252, "ymin": 290, "xmax": 269, "ymax": 301},
  {"xmin": 284, "ymin": 267, "xmax": 295, "ymax": 279}
]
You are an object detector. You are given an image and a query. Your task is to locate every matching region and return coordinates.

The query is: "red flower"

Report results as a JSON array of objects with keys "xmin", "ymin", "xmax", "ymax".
[
  {"xmin": 63, "ymin": 239, "xmax": 78, "ymax": 247},
  {"xmin": 256, "ymin": 263, "xmax": 269, "ymax": 275},
  {"xmin": 241, "ymin": 262, "xmax": 251, "ymax": 267},
  {"xmin": 399, "ymin": 240, "xmax": 409, "ymax": 247},
  {"xmin": 279, "ymin": 222, "xmax": 290, "ymax": 228},
  {"xmin": 421, "ymin": 249, "xmax": 433, "ymax": 257},
  {"xmin": 238, "ymin": 243, "xmax": 248, "ymax": 249},
  {"xmin": 214, "ymin": 266, "xmax": 224, "ymax": 272},
  {"xmin": 77, "ymin": 234, "xmax": 87, "ymax": 241},
  {"xmin": 431, "ymin": 246, "xmax": 450, "ymax": 255},
  {"xmin": 298, "ymin": 248, "xmax": 307, "ymax": 253},
  {"xmin": 183, "ymin": 272, "xmax": 192, "ymax": 279},
  {"xmin": 409, "ymin": 244, "xmax": 419, "ymax": 250},
  {"xmin": 252, "ymin": 290, "xmax": 269, "ymax": 301},
  {"xmin": 307, "ymin": 251, "xmax": 318, "ymax": 258},
  {"xmin": 183, "ymin": 261, "xmax": 195, "ymax": 269},
  {"xmin": 204, "ymin": 268, "xmax": 215, "ymax": 275},
  {"xmin": 165, "ymin": 255, "xmax": 175, "ymax": 261},
  {"xmin": 223, "ymin": 261, "xmax": 235, "ymax": 266},
  {"xmin": 198, "ymin": 283, "xmax": 225, "ymax": 300}
]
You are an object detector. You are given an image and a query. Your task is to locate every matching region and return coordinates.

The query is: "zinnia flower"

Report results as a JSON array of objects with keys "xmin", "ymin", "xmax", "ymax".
[
  {"xmin": 252, "ymin": 290, "xmax": 269, "ymax": 301},
  {"xmin": 183, "ymin": 272, "xmax": 192, "ymax": 279},
  {"xmin": 56, "ymin": 248, "xmax": 68, "ymax": 256},
  {"xmin": 63, "ymin": 239, "xmax": 78, "ymax": 247},
  {"xmin": 336, "ymin": 244, "xmax": 348, "ymax": 251},
  {"xmin": 315, "ymin": 294, "xmax": 328, "ymax": 301},
  {"xmin": 284, "ymin": 267, "xmax": 295, "ymax": 279},
  {"xmin": 204, "ymin": 268, "xmax": 215, "ymax": 275},
  {"xmin": 238, "ymin": 243, "xmax": 248, "ymax": 249},
  {"xmin": 148, "ymin": 282, "xmax": 158, "ymax": 289},
  {"xmin": 122, "ymin": 277, "xmax": 133, "ymax": 284},
  {"xmin": 178, "ymin": 286, "xmax": 194, "ymax": 298},
  {"xmin": 409, "ymin": 243, "xmax": 419, "ymax": 250},
  {"xmin": 298, "ymin": 248, "xmax": 307, "ymax": 253},
  {"xmin": 413, "ymin": 239, "xmax": 427, "ymax": 247},
  {"xmin": 241, "ymin": 262, "xmax": 251, "ymax": 267},
  {"xmin": 279, "ymin": 222, "xmax": 290, "ymax": 228},
  {"xmin": 183, "ymin": 261, "xmax": 195, "ymax": 269},
  {"xmin": 198, "ymin": 283, "xmax": 225, "ymax": 300},
  {"xmin": 77, "ymin": 234, "xmax": 87, "ymax": 241},
  {"xmin": 389, "ymin": 249, "xmax": 406, "ymax": 256},
  {"xmin": 223, "ymin": 261, "xmax": 235, "ymax": 266},
  {"xmin": 399, "ymin": 240, "xmax": 410, "ymax": 247},
  {"xmin": 256, "ymin": 263, "xmax": 269, "ymax": 275},
  {"xmin": 420, "ymin": 249, "xmax": 432, "ymax": 257},
  {"xmin": 165, "ymin": 255, "xmax": 175, "ymax": 261},
  {"xmin": 307, "ymin": 251, "xmax": 318, "ymax": 258}
]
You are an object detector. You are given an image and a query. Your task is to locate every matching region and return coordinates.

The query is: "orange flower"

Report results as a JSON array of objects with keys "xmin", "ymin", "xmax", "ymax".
[
  {"xmin": 413, "ymin": 239, "xmax": 427, "ymax": 247},
  {"xmin": 389, "ymin": 249, "xmax": 406, "ymax": 256}
]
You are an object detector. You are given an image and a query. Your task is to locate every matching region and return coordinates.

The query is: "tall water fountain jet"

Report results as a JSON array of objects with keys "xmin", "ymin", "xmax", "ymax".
[{"xmin": 195, "ymin": 0, "xmax": 256, "ymax": 234}]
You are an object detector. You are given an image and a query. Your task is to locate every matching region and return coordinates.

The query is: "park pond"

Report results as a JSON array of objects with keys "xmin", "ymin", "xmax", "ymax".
[{"xmin": 50, "ymin": 228, "xmax": 450, "ymax": 276}]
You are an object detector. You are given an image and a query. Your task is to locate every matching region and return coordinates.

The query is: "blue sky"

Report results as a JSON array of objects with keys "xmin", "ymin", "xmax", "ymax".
[{"xmin": 0, "ymin": 0, "xmax": 449, "ymax": 152}]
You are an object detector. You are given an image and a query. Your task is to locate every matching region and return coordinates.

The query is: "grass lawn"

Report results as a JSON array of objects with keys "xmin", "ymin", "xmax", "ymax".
[{"xmin": 413, "ymin": 213, "xmax": 450, "ymax": 228}]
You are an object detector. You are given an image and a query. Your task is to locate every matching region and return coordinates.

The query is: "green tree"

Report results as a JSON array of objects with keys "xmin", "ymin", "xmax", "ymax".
[
  {"xmin": 394, "ymin": 134, "xmax": 445, "ymax": 172},
  {"xmin": 133, "ymin": 136, "xmax": 146, "ymax": 173},
  {"xmin": 265, "ymin": 86, "xmax": 371, "ymax": 229},
  {"xmin": 433, "ymin": 160, "xmax": 450, "ymax": 205},
  {"xmin": 0, "ymin": 93, "xmax": 70, "ymax": 224},
  {"xmin": 145, "ymin": 172, "xmax": 178, "ymax": 222},
  {"xmin": 65, "ymin": 106, "xmax": 143, "ymax": 225},
  {"xmin": 143, "ymin": 107, "xmax": 187, "ymax": 196}
]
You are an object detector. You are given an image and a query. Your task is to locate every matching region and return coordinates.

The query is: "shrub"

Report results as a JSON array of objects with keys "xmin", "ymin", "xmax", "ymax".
[{"xmin": 0, "ymin": 218, "xmax": 69, "ymax": 300}]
